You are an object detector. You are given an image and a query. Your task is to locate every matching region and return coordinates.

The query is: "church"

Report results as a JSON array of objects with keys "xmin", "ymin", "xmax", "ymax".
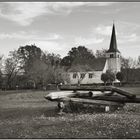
[{"xmin": 67, "ymin": 24, "xmax": 121, "ymax": 85}]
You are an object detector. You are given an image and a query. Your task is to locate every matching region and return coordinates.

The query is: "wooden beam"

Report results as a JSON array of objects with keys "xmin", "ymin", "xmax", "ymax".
[
  {"xmin": 92, "ymin": 95, "xmax": 140, "ymax": 103},
  {"xmin": 60, "ymin": 85, "xmax": 112, "ymax": 91},
  {"xmin": 62, "ymin": 97, "xmax": 124, "ymax": 106},
  {"xmin": 112, "ymin": 87, "xmax": 136, "ymax": 99}
]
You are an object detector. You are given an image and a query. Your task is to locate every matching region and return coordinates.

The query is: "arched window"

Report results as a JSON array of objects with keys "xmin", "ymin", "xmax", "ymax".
[
  {"xmin": 89, "ymin": 73, "xmax": 93, "ymax": 78},
  {"xmin": 110, "ymin": 54, "xmax": 114, "ymax": 58},
  {"xmin": 73, "ymin": 73, "xmax": 77, "ymax": 79},
  {"xmin": 80, "ymin": 73, "xmax": 85, "ymax": 79}
]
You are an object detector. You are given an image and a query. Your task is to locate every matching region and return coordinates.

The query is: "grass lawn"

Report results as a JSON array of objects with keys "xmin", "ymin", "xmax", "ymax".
[{"xmin": 0, "ymin": 87, "xmax": 140, "ymax": 138}]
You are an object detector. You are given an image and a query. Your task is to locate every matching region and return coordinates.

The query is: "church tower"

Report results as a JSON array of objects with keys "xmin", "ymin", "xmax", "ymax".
[{"xmin": 106, "ymin": 24, "xmax": 121, "ymax": 73}]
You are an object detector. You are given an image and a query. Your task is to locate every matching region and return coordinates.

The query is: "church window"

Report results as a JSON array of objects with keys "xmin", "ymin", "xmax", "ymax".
[
  {"xmin": 110, "ymin": 54, "xmax": 114, "ymax": 58},
  {"xmin": 89, "ymin": 73, "xmax": 93, "ymax": 78},
  {"xmin": 80, "ymin": 73, "xmax": 85, "ymax": 79},
  {"xmin": 73, "ymin": 73, "xmax": 77, "ymax": 79}
]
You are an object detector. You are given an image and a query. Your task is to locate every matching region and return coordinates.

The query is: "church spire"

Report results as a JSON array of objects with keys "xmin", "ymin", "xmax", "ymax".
[{"xmin": 107, "ymin": 23, "xmax": 120, "ymax": 53}]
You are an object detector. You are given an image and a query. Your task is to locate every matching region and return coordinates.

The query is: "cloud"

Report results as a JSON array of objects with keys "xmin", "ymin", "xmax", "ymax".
[
  {"xmin": 119, "ymin": 33, "xmax": 139, "ymax": 43},
  {"xmin": 93, "ymin": 24, "xmax": 140, "ymax": 43},
  {"xmin": 0, "ymin": 3, "xmax": 49, "ymax": 26},
  {"xmin": 93, "ymin": 21, "xmax": 139, "ymax": 37},
  {"xmin": 118, "ymin": 20, "xmax": 140, "ymax": 29},
  {"xmin": 85, "ymin": 2, "xmax": 114, "ymax": 6},
  {"xmin": 0, "ymin": 2, "xmax": 113, "ymax": 26},
  {"xmin": 75, "ymin": 36, "xmax": 104, "ymax": 45},
  {"xmin": 94, "ymin": 25, "xmax": 112, "ymax": 36},
  {"xmin": 0, "ymin": 31, "xmax": 62, "ymax": 41},
  {"xmin": 24, "ymin": 40, "xmax": 69, "ymax": 57}
]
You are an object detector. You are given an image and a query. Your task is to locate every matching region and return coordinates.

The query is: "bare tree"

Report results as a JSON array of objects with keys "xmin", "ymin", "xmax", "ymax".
[
  {"xmin": 95, "ymin": 49, "xmax": 107, "ymax": 58},
  {"xmin": 121, "ymin": 56, "xmax": 137, "ymax": 69},
  {"xmin": 4, "ymin": 50, "xmax": 21, "ymax": 89},
  {"xmin": 60, "ymin": 71, "xmax": 71, "ymax": 85},
  {"xmin": 0, "ymin": 55, "xmax": 4, "ymax": 88},
  {"xmin": 136, "ymin": 55, "xmax": 140, "ymax": 68},
  {"xmin": 121, "ymin": 56, "xmax": 137, "ymax": 82}
]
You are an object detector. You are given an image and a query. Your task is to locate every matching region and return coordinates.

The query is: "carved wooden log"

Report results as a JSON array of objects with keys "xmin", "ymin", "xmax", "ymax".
[{"xmin": 60, "ymin": 86, "xmax": 136, "ymax": 99}]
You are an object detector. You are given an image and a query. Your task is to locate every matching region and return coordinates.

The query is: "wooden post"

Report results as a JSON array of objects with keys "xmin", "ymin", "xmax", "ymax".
[
  {"xmin": 58, "ymin": 101, "xmax": 65, "ymax": 114},
  {"xmin": 105, "ymin": 106, "xmax": 110, "ymax": 112}
]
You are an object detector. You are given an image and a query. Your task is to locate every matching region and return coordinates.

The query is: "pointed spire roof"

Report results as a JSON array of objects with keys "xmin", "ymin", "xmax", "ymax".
[{"xmin": 107, "ymin": 23, "xmax": 120, "ymax": 53}]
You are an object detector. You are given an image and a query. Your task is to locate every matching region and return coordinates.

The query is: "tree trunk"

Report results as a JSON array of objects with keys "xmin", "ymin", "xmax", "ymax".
[
  {"xmin": 112, "ymin": 82, "xmax": 114, "ymax": 86},
  {"xmin": 78, "ymin": 80, "xmax": 80, "ymax": 87},
  {"xmin": 33, "ymin": 81, "xmax": 36, "ymax": 89},
  {"xmin": 120, "ymin": 81, "xmax": 122, "ymax": 86}
]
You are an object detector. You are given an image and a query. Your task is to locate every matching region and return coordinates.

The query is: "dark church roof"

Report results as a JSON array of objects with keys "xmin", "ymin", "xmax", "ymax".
[
  {"xmin": 107, "ymin": 24, "xmax": 120, "ymax": 53},
  {"xmin": 89, "ymin": 58, "xmax": 106, "ymax": 71},
  {"xmin": 68, "ymin": 58, "xmax": 106, "ymax": 72}
]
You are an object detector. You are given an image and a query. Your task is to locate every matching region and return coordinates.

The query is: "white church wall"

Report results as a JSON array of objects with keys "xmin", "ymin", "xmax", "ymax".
[
  {"xmin": 68, "ymin": 71, "xmax": 103, "ymax": 85},
  {"xmin": 106, "ymin": 52, "xmax": 121, "ymax": 73},
  {"xmin": 102, "ymin": 60, "xmax": 108, "ymax": 73},
  {"xmin": 106, "ymin": 58, "xmax": 121, "ymax": 73}
]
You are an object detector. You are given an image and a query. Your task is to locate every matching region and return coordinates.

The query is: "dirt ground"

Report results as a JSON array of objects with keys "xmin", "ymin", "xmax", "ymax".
[{"xmin": 0, "ymin": 88, "xmax": 140, "ymax": 138}]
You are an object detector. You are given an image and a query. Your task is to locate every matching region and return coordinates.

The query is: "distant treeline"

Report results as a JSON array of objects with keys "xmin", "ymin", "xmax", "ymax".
[{"xmin": 0, "ymin": 44, "xmax": 139, "ymax": 90}]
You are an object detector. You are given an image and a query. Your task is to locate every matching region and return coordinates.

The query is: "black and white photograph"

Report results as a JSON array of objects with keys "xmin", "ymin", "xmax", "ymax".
[{"xmin": 0, "ymin": 1, "xmax": 140, "ymax": 139}]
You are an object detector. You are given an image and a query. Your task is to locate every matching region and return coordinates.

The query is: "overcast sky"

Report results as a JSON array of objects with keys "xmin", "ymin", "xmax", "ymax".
[{"xmin": 0, "ymin": 2, "xmax": 140, "ymax": 59}]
